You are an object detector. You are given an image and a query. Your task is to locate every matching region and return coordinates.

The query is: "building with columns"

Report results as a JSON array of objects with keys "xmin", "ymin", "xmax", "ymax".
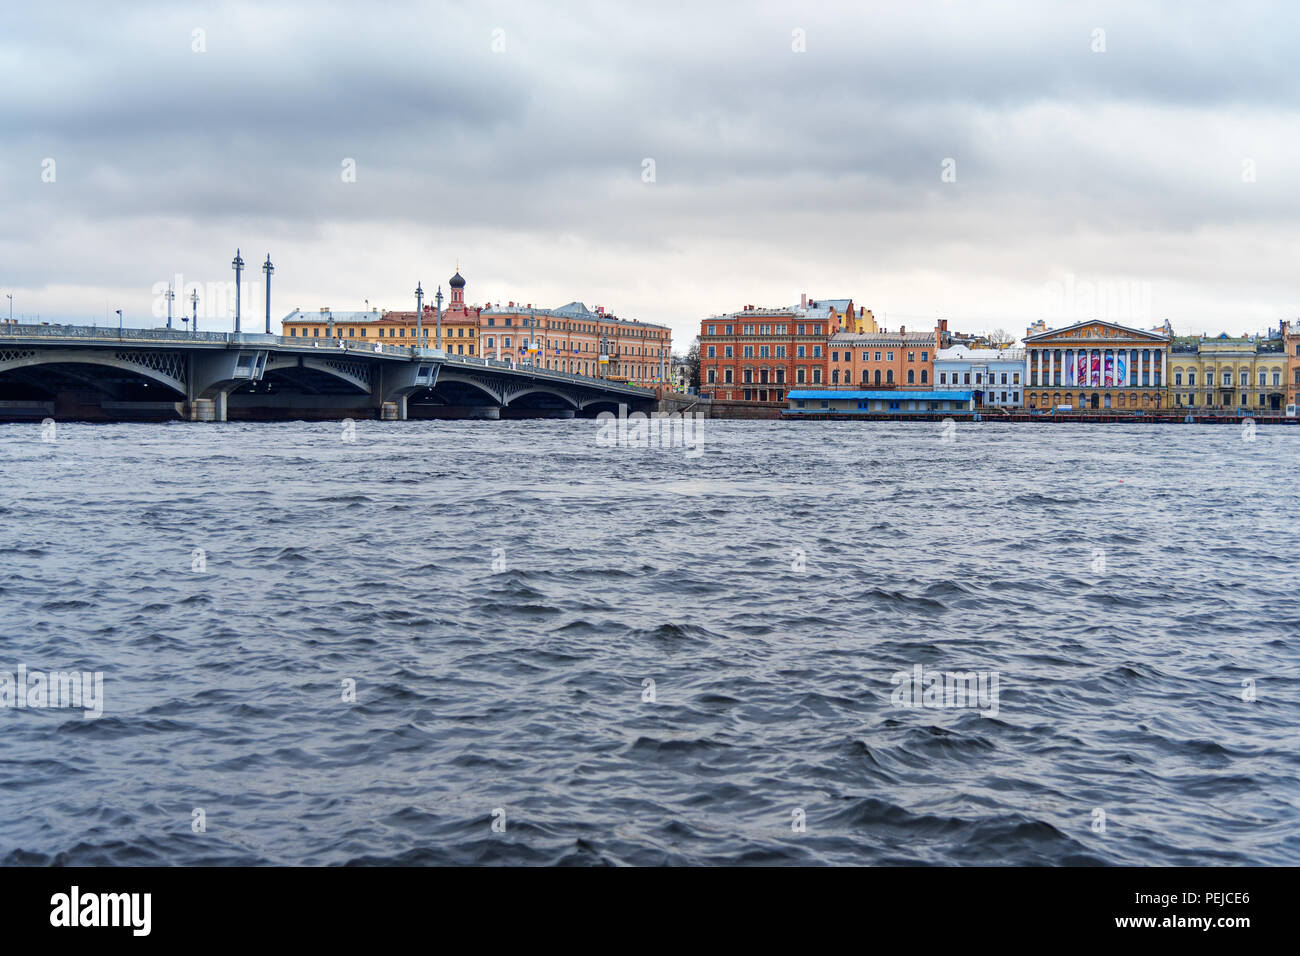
[{"xmin": 1023, "ymin": 320, "xmax": 1169, "ymax": 412}]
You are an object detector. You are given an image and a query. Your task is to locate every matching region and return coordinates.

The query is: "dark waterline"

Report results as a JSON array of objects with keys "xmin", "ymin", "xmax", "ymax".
[{"xmin": 0, "ymin": 419, "xmax": 1296, "ymax": 865}]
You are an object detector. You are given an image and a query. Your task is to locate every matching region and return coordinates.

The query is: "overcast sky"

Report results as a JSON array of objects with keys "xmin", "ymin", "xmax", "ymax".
[{"xmin": 3, "ymin": 0, "xmax": 1298, "ymax": 345}]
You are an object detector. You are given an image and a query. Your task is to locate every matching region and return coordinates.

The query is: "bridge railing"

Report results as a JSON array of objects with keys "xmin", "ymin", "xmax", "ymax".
[{"xmin": 0, "ymin": 323, "xmax": 230, "ymax": 343}]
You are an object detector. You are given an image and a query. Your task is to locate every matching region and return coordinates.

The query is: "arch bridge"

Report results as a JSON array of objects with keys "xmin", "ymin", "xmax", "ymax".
[{"xmin": 0, "ymin": 325, "xmax": 657, "ymax": 422}]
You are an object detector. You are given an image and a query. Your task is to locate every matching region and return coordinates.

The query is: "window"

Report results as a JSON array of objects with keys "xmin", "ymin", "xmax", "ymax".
[
  {"xmin": 1013, "ymin": 373, "xmax": 1020, "ymax": 384},
  {"xmin": 832, "ymin": 351, "xmax": 840, "ymax": 362},
  {"xmin": 796, "ymin": 368, "xmax": 806, "ymax": 383},
  {"xmin": 921, "ymin": 352, "xmax": 928, "ymax": 362},
  {"xmin": 907, "ymin": 370, "xmax": 915, "ymax": 384},
  {"xmin": 1223, "ymin": 371, "xmax": 1232, "ymax": 387},
  {"xmin": 874, "ymin": 352, "xmax": 881, "ymax": 361},
  {"xmin": 743, "ymin": 345, "xmax": 754, "ymax": 358},
  {"xmin": 963, "ymin": 372, "xmax": 970, "ymax": 385},
  {"xmin": 724, "ymin": 369, "xmax": 733, "ymax": 383},
  {"xmin": 707, "ymin": 325, "xmax": 716, "ymax": 335},
  {"xmin": 1188, "ymin": 371, "xmax": 1196, "ymax": 386},
  {"xmin": 812, "ymin": 369, "xmax": 822, "ymax": 383},
  {"xmin": 775, "ymin": 346, "xmax": 786, "ymax": 358},
  {"xmin": 1241, "ymin": 371, "xmax": 1249, "ymax": 387},
  {"xmin": 907, "ymin": 352, "xmax": 915, "ymax": 362},
  {"xmin": 759, "ymin": 345, "xmax": 770, "ymax": 358},
  {"xmin": 487, "ymin": 337, "xmax": 494, "ymax": 348},
  {"xmin": 812, "ymin": 346, "xmax": 822, "ymax": 357},
  {"xmin": 887, "ymin": 352, "xmax": 894, "ymax": 362},
  {"xmin": 725, "ymin": 325, "xmax": 733, "ymax": 334},
  {"xmin": 797, "ymin": 324, "xmax": 805, "ymax": 334},
  {"xmin": 707, "ymin": 345, "xmax": 716, "ymax": 357},
  {"xmin": 939, "ymin": 372, "xmax": 947, "ymax": 385},
  {"xmin": 921, "ymin": 370, "xmax": 928, "ymax": 384},
  {"xmin": 1259, "ymin": 371, "xmax": 1267, "ymax": 387},
  {"xmin": 886, "ymin": 370, "xmax": 894, "ymax": 384},
  {"xmin": 725, "ymin": 346, "xmax": 733, "ymax": 358}
]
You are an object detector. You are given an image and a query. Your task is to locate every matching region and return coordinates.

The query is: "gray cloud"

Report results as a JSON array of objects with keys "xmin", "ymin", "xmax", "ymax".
[{"xmin": 2, "ymin": 0, "xmax": 1298, "ymax": 340}]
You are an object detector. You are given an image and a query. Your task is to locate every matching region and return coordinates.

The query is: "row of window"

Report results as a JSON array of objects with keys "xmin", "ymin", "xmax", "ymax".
[
  {"xmin": 830, "ymin": 369, "xmax": 930, "ymax": 385},
  {"xmin": 938, "ymin": 370, "xmax": 1020, "ymax": 386},
  {"xmin": 1172, "ymin": 370, "xmax": 1284, "ymax": 387},
  {"xmin": 830, "ymin": 350, "xmax": 930, "ymax": 363},
  {"xmin": 705, "ymin": 324, "xmax": 824, "ymax": 336},
  {"xmin": 705, "ymin": 344, "xmax": 823, "ymax": 359},
  {"xmin": 705, "ymin": 368, "xmax": 823, "ymax": 384},
  {"xmin": 1174, "ymin": 393, "xmax": 1275, "ymax": 407}
]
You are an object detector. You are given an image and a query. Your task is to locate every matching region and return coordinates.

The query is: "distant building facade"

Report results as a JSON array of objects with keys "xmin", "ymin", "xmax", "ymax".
[
  {"xmin": 282, "ymin": 270, "xmax": 670, "ymax": 381},
  {"xmin": 934, "ymin": 345, "xmax": 1025, "ymax": 407},
  {"xmin": 698, "ymin": 294, "xmax": 871, "ymax": 402},
  {"xmin": 1023, "ymin": 320, "xmax": 1169, "ymax": 411},
  {"xmin": 1168, "ymin": 329, "xmax": 1286, "ymax": 413},
  {"xmin": 826, "ymin": 320, "xmax": 946, "ymax": 389}
]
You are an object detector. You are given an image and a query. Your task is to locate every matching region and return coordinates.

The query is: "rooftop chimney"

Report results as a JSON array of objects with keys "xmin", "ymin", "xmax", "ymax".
[{"xmin": 800, "ymin": 293, "xmax": 807, "ymax": 309}]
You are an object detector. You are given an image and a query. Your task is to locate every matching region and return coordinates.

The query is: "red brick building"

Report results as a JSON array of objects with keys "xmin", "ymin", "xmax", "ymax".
[{"xmin": 698, "ymin": 295, "xmax": 872, "ymax": 401}]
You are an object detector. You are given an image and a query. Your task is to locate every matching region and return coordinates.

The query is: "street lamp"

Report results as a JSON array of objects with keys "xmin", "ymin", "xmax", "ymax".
[
  {"xmin": 415, "ymin": 282, "xmax": 424, "ymax": 348},
  {"xmin": 5, "ymin": 293, "xmax": 11, "ymax": 324},
  {"xmin": 190, "ymin": 288, "xmax": 199, "ymax": 337},
  {"xmin": 115, "ymin": 308, "xmax": 123, "ymax": 333},
  {"xmin": 165, "ymin": 283, "xmax": 175, "ymax": 330},
  {"xmin": 231, "ymin": 248, "xmax": 245, "ymax": 333},
  {"xmin": 435, "ymin": 285, "xmax": 443, "ymax": 350},
  {"xmin": 262, "ymin": 254, "xmax": 274, "ymax": 334}
]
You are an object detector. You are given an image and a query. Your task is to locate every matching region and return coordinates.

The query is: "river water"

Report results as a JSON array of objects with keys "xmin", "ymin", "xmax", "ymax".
[{"xmin": 0, "ymin": 418, "xmax": 1296, "ymax": 865}]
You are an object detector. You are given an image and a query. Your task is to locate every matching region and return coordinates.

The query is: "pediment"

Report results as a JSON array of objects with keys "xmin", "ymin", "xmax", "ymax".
[{"xmin": 1026, "ymin": 320, "xmax": 1168, "ymax": 344}]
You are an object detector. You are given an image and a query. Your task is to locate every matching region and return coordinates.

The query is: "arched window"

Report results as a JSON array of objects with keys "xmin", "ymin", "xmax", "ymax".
[
  {"xmin": 920, "ymin": 369, "xmax": 928, "ymax": 384},
  {"xmin": 886, "ymin": 370, "xmax": 894, "ymax": 384},
  {"xmin": 874, "ymin": 370, "xmax": 882, "ymax": 385},
  {"xmin": 907, "ymin": 369, "xmax": 915, "ymax": 384},
  {"xmin": 861, "ymin": 369, "xmax": 869, "ymax": 383},
  {"xmin": 832, "ymin": 369, "xmax": 840, "ymax": 384}
]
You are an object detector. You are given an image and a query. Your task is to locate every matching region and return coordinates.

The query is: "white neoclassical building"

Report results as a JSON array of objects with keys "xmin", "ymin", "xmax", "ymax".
[{"xmin": 933, "ymin": 345, "xmax": 1026, "ymax": 407}]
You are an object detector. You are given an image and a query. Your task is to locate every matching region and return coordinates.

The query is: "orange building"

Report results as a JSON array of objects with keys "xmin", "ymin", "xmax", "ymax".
[{"xmin": 827, "ymin": 320, "xmax": 949, "ymax": 389}]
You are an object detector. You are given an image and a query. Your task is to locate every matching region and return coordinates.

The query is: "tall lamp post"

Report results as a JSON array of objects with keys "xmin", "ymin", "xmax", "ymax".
[
  {"xmin": 190, "ymin": 288, "xmax": 199, "ymax": 337},
  {"xmin": 262, "ymin": 254, "xmax": 274, "ymax": 334},
  {"xmin": 5, "ymin": 293, "xmax": 11, "ymax": 324},
  {"xmin": 165, "ymin": 283, "xmax": 175, "ymax": 330},
  {"xmin": 435, "ymin": 285, "xmax": 443, "ymax": 350},
  {"xmin": 231, "ymin": 248, "xmax": 245, "ymax": 333},
  {"xmin": 115, "ymin": 308, "xmax": 123, "ymax": 333},
  {"xmin": 415, "ymin": 282, "xmax": 424, "ymax": 348}
]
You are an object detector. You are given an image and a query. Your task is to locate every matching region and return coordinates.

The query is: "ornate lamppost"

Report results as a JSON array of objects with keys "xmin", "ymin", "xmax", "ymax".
[
  {"xmin": 415, "ymin": 282, "xmax": 424, "ymax": 347},
  {"xmin": 231, "ymin": 249, "xmax": 245, "ymax": 333},
  {"xmin": 262, "ymin": 254, "xmax": 274, "ymax": 334}
]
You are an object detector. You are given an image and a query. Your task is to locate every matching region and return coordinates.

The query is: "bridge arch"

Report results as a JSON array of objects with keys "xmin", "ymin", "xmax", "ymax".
[
  {"xmin": 503, "ymin": 386, "xmax": 580, "ymax": 410},
  {"xmin": 0, "ymin": 348, "xmax": 187, "ymax": 396}
]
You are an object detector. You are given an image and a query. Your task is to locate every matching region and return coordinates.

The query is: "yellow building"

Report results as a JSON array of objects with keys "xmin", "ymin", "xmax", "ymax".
[
  {"xmin": 280, "ymin": 308, "xmax": 478, "ymax": 354},
  {"xmin": 1168, "ymin": 332, "xmax": 1287, "ymax": 413}
]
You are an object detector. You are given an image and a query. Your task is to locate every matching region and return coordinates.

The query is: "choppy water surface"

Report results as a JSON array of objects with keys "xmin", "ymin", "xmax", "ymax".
[{"xmin": 0, "ymin": 419, "xmax": 1297, "ymax": 865}]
